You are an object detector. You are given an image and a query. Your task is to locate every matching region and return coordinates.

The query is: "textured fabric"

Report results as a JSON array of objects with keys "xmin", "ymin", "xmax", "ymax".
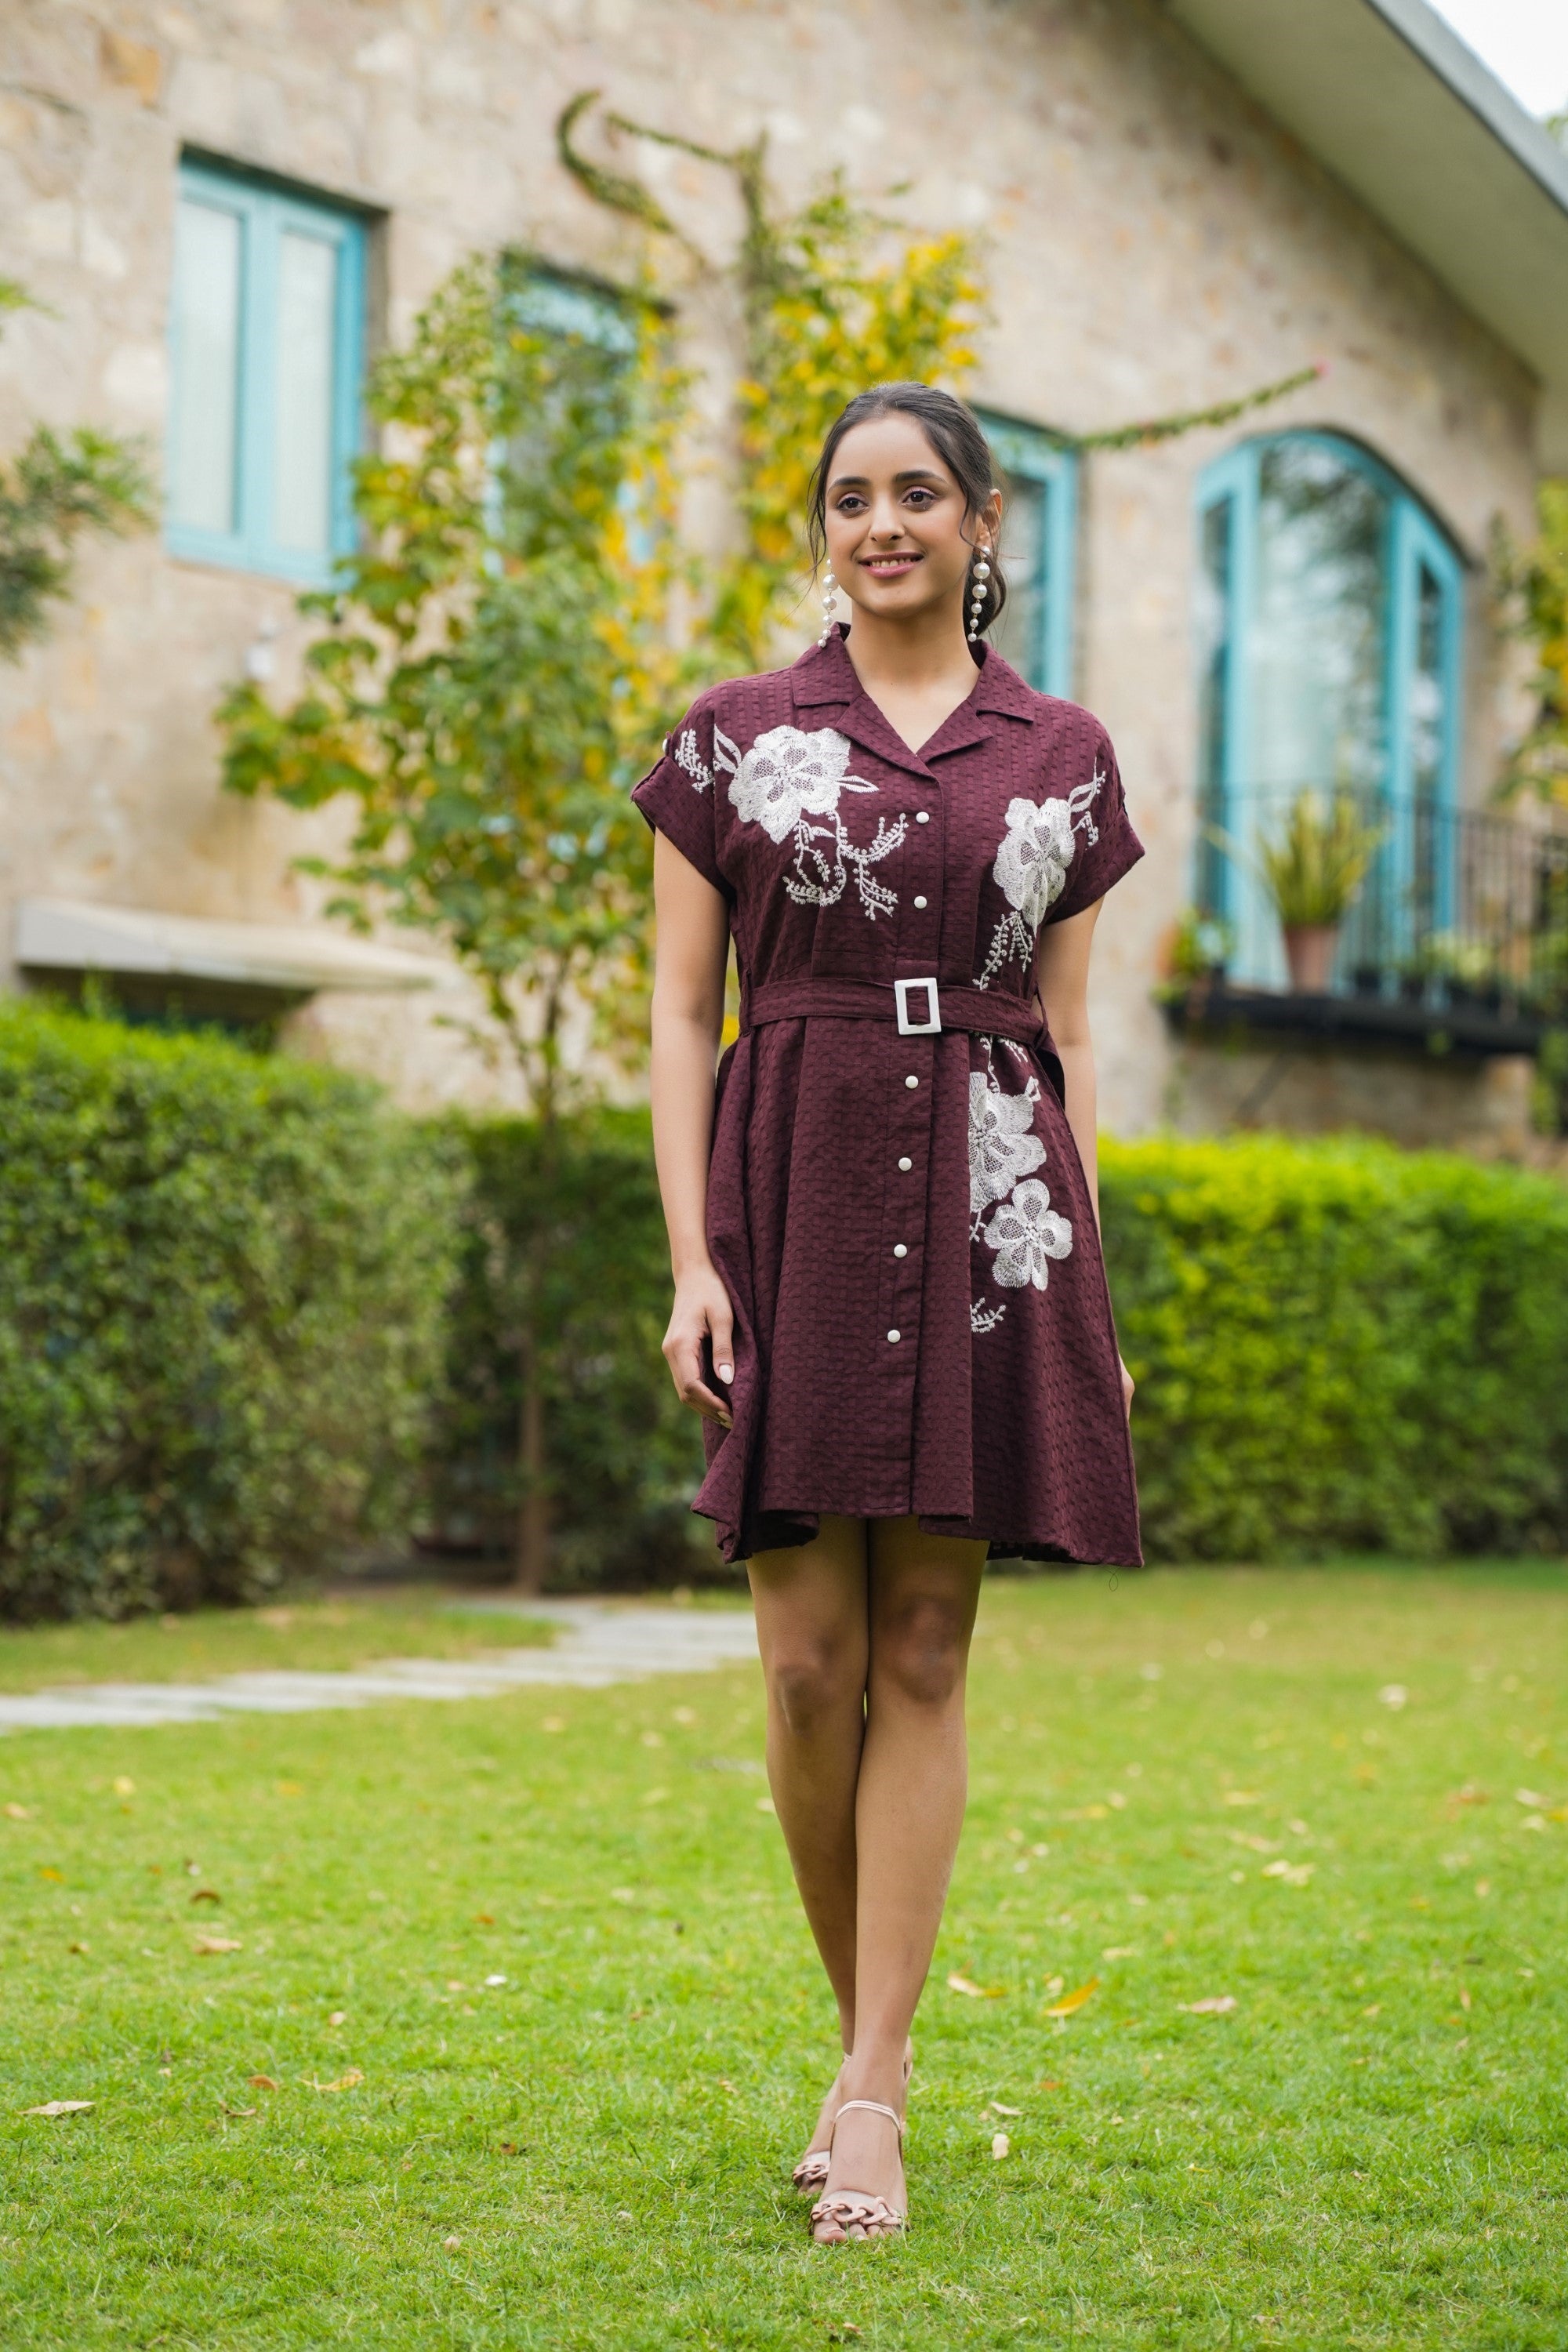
[{"xmin": 631, "ymin": 626, "xmax": 1145, "ymax": 1566}]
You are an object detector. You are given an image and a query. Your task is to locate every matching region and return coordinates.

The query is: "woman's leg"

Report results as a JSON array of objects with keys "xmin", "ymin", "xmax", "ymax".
[
  {"xmin": 818, "ymin": 1515, "xmax": 986, "ymax": 2224},
  {"xmin": 746, "ymin": 1515, "xmax": 870, "ymax": 2062}
]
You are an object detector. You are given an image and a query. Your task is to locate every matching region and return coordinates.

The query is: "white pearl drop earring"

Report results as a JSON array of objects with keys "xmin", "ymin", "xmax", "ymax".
[
  {"xmin": 967, "ymin": 549, "xmax": 992, "ymax": 644},
  {"xmin": 818, "ymin": 566, "xmax": 839, "ymax": 648}
]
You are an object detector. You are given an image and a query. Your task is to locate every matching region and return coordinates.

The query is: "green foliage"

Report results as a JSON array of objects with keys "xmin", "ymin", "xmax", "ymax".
[
  {"xmin": 219, "ymin": 252, "xmax": 688, "ymax": 1112},
  {"xmin": 424, "ymin": 1107, "xmax": 708, "ymax": 1587},
  {"xmin": 1213, "ymin": 789, "xmax": 1383, "ymax": 929},
  {"xmin": 0, "ymin": 281, "xmax": 153, "ymax": 660},
  {"xmin": 1494, "ymin": 477, "xmax": 1568, "ymax": 805},
  {"xmin": 0, "ymin": 1000, "xmax": 463, "ymax": 1622},
  {"xmin": 1102, "ymin": 1132, "xmax": 1568, "ymax": 1563}
]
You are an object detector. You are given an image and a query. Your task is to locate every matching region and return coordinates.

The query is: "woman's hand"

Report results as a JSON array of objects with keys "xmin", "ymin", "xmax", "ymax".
[
  {"xmin": 663, "ymin": 1263, "xmax": 737, "ymax": 1430},
  {"xmin": 1119, "ymin": 1356, "xmax": 1135, "ymax": 1420}
]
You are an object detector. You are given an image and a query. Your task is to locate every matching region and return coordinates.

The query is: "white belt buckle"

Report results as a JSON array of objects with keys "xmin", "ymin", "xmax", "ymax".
[{"xmin": 894, "ymin": 976, "xmax": 941, "ymax": 1036}]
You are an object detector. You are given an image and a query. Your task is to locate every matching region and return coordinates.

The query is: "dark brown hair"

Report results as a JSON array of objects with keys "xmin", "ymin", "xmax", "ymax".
[{"xmin": 805, "ymin": 381, "xmax": 1007, "ymax": 637}]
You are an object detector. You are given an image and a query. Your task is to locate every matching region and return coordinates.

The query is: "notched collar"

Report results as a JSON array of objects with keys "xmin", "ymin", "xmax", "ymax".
[{"xmin": 789, "ymin": 629, "xmax": 1034, "ymax": 773}]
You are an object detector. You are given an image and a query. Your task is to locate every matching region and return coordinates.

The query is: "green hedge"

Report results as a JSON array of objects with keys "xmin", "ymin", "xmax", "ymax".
[
  {"xmin": 422, "ymin": 1109, "xmax": 707, "ymax": 1588},
  {"xmin": 0, "ymin": 1000, "xmax": 463, "ymax": 1620},
  {"xmin": 1102, "ymin": 1134, "xmax": 1568, "ymax": 1561}
]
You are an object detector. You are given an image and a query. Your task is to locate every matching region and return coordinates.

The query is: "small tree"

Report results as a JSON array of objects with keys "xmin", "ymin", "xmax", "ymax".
[
  {"xmin": 220, "ymin": 252, "xmax": 690, "ymax": 1587},
  {"xmin": 1495, "ymin": 479, "xmax": 1568, "ymax": 808},
  {"xmin": 0, "ymin": 280, "xmax": 152, "ymax": 662}
]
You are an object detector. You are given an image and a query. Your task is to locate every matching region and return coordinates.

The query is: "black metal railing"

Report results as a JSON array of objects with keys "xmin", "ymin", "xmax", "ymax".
[{"xmin": 1200, "ymin": 784, "xmax": 1568, "ymax": 1028}]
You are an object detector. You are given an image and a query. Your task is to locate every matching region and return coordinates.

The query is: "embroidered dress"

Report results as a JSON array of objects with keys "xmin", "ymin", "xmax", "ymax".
[{"xmin": 631, "ymin": 627, "xmax": 1145, "ymax": 1566}]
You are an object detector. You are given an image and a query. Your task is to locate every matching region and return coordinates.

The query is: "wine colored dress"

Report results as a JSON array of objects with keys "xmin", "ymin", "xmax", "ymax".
[{"xmin": 631, "ymin": 626, "xmax": 1145, "ymax": 1567}]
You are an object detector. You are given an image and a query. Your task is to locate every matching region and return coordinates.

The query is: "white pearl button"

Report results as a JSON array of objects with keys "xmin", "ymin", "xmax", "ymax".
[
  {"xmin": 887, "ymin": 1329, "xmax": 902, "ymax": 1344},
  {"xmin": 893, "ymin": 1243, "xmax": 907, "ymax": 1258},
  {"xmin": 905, "ymin": 1074, "xmax": 919, "ymax": 1089},
  {"xmin": 913, "ymin": 895, "xmax": 927, "ymax": 908},
  {"xmin": 916, "ymin": 811, "xmax": 931, "ymax": 824},
  {"xmin": 898, "ymin": 1156, "xmax": 912, "ymax": 1171}
]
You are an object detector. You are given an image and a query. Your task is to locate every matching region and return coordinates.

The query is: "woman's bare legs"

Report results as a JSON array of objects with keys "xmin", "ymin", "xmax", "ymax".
[
  {"xmin": 818, "ymin": 1515, "xmax": 985, "ymax": 2224},
  {"xmin": 750, "ymin": 1512, "xmax": 986, "ymax": 2225},
  {"xmin": 747, "ymin": 1516, "xmax": 871, "ymax": 2129}
]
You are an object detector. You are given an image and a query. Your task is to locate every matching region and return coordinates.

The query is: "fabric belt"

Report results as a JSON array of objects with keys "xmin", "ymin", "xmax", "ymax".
[{"xmin": 742, "ymin": 976, "xmax": 1049, "ymax": 1049}]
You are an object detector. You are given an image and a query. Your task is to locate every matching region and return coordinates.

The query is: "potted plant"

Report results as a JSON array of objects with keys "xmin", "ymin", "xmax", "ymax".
[
  {"xmin": 1166, "ymin": 906, "xmax": 1236, "ymax": 988},
  {"xmin": 1252, "ymin": 790, "xmax": 1384, "ymax": 993},
  {"xmin": 1420, "ymin": 931, "xmax": 1501, "ymax": 1014}
]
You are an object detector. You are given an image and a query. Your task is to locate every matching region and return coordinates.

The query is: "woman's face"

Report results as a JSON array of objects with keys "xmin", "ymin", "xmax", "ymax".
[{"xmin": 822, "ymin": 412, "xmax": 999, "ymax": 633}]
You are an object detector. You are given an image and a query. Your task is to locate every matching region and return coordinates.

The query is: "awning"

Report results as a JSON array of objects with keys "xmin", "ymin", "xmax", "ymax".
[{"xmin": 14, "ymin": 898, "xmax": 442, "ymax": 994}]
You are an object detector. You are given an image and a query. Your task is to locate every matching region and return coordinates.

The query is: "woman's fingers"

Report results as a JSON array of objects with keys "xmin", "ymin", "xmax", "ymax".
[
  {"xmin": 662, "ymin": 1312, "xmax": 733, "ymax": 1428},
  {"xmin": 709, "ymin": 1295, "xmax": 735, "ymax": 1388}
]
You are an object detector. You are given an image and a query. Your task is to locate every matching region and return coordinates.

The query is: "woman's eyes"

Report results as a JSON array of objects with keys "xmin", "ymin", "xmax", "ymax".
[{"xmin": 832, "ymin": 487, "xmax": 941, "ymax": 515}]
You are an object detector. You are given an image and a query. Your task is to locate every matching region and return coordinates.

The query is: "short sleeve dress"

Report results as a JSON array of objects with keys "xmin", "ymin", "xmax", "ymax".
[{"xmin": 631, "ymin": 625, "xmax": 1145, "ymax": 1568}]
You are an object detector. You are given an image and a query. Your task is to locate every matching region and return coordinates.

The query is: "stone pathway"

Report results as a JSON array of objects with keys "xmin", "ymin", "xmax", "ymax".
[{"xmin": 0, "ymin": 1601, "xmax": 760, "ymax": 1735}]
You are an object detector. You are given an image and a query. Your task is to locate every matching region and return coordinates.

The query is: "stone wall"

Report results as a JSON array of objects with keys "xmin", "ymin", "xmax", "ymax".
[{"xmin": 0, "ymin": 0, "xmax": 1543, "ymax": 1136}]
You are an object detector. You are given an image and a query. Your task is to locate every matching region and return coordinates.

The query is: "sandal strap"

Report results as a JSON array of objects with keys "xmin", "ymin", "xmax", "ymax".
[
  {"xmin": 810, "ymin": 2189, "xmax": 906, "ymax": 2233},
  {"xmin": 831, "ymin": 2098, "xmax": 905, "ymax": 2143}
]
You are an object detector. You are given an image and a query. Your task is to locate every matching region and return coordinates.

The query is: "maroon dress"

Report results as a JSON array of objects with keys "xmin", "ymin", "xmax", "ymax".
[{"xmin": 631, "ymin": 626, "xmax": 1145, "ymax": 1567}]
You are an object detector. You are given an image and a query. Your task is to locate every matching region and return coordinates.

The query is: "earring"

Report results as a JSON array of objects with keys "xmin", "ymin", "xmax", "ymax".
[
  {"xmin": 818, "ymin": 567, "xmax": 839, "ymax": 648},
  {"xmin": 967, "ymin": 550, "xmax": 992, "ymax": 644}
]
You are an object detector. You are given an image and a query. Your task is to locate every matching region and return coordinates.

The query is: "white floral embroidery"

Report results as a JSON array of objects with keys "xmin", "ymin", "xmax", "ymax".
[
  {"xmin": 981, "ymin": 1178, "xmax": 1074, "ymax": 1290},
  {"xmin": 971, "ymin": 1297, "xmax": 1007, "ymax": 1334},
  {"xmin": 975, "ymin": 768, "xmax": 1105, "ymax": 987},
  {"xmin": 673, "ymin": 728, "xmax": 713, "ymax": 793},
  {"xmin": 714, "ymin": 724, "xmax": 906, "ymax": 920},
  {"xmin": 968, "ymin": 1064, "xmax": 1045, "ymax": 1224}
]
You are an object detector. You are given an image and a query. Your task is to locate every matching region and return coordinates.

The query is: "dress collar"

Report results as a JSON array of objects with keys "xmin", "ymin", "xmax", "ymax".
[{"xmin": 789, "ymin": 626, "xmax": 1034, "ymax": 775}]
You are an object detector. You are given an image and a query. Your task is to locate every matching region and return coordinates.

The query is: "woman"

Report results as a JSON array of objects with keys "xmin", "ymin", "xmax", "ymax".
[{"xmin": 632, "ymin": 382, "xmax": 1143, "ymax": 2244}]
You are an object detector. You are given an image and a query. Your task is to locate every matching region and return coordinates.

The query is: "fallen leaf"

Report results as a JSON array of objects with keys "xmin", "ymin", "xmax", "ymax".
[
  {"xmin": 1037, "ymin": 2078, "xmax": 1062, "ymax": 2090},
  {"xmin": 1377, "ymin": 1684, "xmax": 1408, "ymax": 1710},
  {"xmin": 1044, "ymin": 1976, "xmax": 1100, "ymax": 2018},
  {"xmin": 67, "ymin": 1940, "xmax": 89, "ymax": 1955},
  {"xmin": 219, "ymin": 2103, "xmax": 256, "ymax": 2118},
  {"xmin": 1459, "ymin": 1986, "xmax": 1472, "ymax": 2012},
  {"xmin": 991, "ymin": 2132, "xmax": 1011, "ymax": 2159},
  {"xmin": 24, "ymin": 2100, "xmax": 93, "ymax": 2117},
  {"xmin": 1184, "ymin": 1994, "xmax": 1236, "ymax": 2016},
  {"xmin": 474, "ymin": 1912, "xmax": 495, "ymax": 1926},
  {"xmin": 1261, "ymin": 1860, "xmax": 1314, "ymax": 1886},
  {"xmin": 1475, "ymin": 1879, "xmax": 1492, "ymax": 1896},
  {"xmin": 1102, "ymin": 1945, "xmax": 1138, "ymax": 1961},
  {"xmin": 39, "ymin": 1866, "xmax": 63, "ymax": 1882},
  {"xmin": 443, "ymin": 2234, "xmax": 462, "ymax": 2250},
  {"xmin": 328, "ymin": 2010, "xmax": 347, "ymax": 2026},
  {"xmin": 190, "ymin": 1889, "xmax": 222, "ymax": 1905},
  {"xmin": 987, "ymin": 2101, "xmax": 1022, "ymax": 2116},
  {"xmin": 1061, "ymin": 1803, "xmax": 1109, "ymax": 1820},
  {"xmin": 1231, "ymin": 1832, "xmax": 1279, "ymax": 1853},
  {"xmin": 1222, "ymin": 1791, "xmax": 1262, "ymax": 1807},
  {"xmin": 1514, "ymin": 1788, "xmax": 1546, "ymax": 1809},
  {"xmin": 484, "ymin": 1974, "xmax": 507, "ymax": 1989},
  {"xmin": 304, "ymin": 2070, "xmax": 363, "ymax": 2093},
  {"xmin": 1044, "ymin": 1973, "xmax": 1065, "ymax": 1998},
  {"xmin": 947, "ymin": 1972, "xmax": 1004, "ymax": 1998},
  {"xmin": 5, "ymin": 1802, "xmax": 33, "ymax": 1820},
  {"xmin": 193, "ymin": 1935, "xmax": 242, "ymax": 1955},
  {"xmin": 248, "ymin": 2075, "xmax": 278, "ymax": 2091},
  {"xmin": 113, "ymin": 1777, "xmax": 136, "ymax": 1797},
  {"xmin": 1519, "ymin": 1814, "xmax": 1548, "ymax": 1832}
]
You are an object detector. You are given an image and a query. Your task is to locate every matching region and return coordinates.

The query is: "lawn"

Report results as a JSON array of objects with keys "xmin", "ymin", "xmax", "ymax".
[{"xmin": 2, "ymin": 1563, "xmax": 1566, "ymax": 2350}]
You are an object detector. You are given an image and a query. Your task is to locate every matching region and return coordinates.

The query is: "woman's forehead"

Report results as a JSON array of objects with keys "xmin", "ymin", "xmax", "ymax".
[{"xmin": 828, "ymin": 412, "xmax": 956, "ymax": 485}]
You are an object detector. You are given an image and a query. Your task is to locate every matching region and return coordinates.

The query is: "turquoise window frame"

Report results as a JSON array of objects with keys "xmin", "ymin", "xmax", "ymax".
[
  {"xmin": 1195, "ymin": 430, "xmax": 1465, "ymax": 983},
  {"xmin": 166, "ymin": 158, "xmax": 367, "ymax": 584},
  {"xmin": 976, "ymin": 410, "xmax": 1078, "ymax": 698}
]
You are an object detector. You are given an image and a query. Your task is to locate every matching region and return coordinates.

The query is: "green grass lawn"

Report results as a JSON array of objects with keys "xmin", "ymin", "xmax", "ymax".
[
  {"xmin": 0, "ymin": 1588, "xmax": 554, "ymax": 1695},
  {"xmin": 2, "ymin": 1563, "xmax": 1566, "ymax": 2350}
]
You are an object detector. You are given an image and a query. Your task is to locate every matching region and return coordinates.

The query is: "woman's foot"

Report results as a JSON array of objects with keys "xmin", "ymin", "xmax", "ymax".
[
  {"xmin": 809, "ymin": 2098, "xmax": 906, "ymax": 2244},
  {"xmin": 792, "ymin": 2040, "xmax": 913, "ymax": 2194}
]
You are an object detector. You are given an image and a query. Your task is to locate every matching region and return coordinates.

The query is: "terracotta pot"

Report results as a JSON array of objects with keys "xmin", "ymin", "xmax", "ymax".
[{"xmin": 1281, "ymin": 923, "xmax": 1339, "ymax": 993}]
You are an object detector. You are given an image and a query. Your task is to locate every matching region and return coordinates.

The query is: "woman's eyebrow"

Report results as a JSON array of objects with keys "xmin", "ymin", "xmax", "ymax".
[{"xmin": 828, "ymin": 467, "xmax": 948, "ymax": 491}]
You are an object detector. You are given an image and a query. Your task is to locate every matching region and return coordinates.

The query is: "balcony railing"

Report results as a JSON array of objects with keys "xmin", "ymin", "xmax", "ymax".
[{"xmin": 1182, "ymin": 783, "xmax": 1568, "ymax": 1054}]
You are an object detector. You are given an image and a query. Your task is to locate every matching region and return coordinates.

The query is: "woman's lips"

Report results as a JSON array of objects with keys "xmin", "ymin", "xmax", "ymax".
[{"xmin": 860, "ymin": 554, "xmax": 922, "ymax": 575}]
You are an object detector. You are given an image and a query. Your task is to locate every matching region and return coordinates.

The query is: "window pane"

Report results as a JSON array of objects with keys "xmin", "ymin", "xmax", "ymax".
[
  {"xmin": 1196, "ymin": 496, "xmax": 1233, "ymax": 914},
  {"xmin": 274, "ymin": 229, "xmax": 338, "ymax": 554},
  {"xmin": 989, "ymin": 474, "xmax": 1047, "ymax": 690},
  {"xmin": 1410, "ymin": 558, "xmax": 1449, "ymax": 934},
  {"xmin": 1253, "ymin": 441, "xmax": 1388, "ymax": 797},
  {"xmin": 170, "ymin": 198, "xmax": 241, "ymax": 534}
]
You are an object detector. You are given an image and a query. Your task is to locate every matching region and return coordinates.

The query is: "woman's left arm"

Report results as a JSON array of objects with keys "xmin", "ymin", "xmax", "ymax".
[{"xmin": 1035, "ymin": 899, "xmax": 1134, "ymax": 1417}]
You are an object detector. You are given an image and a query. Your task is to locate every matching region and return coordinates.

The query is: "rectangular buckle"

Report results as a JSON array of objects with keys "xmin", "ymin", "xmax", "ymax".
[{"xmin": 894, "ymin": 975, "xmax": 941, "ymax": 1036}]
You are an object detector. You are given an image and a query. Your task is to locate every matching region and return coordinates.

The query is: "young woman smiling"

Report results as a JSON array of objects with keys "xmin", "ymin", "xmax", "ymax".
[{"xmin": 632, "ymin": 383, "xmax": 1142, "ymax": 2243}]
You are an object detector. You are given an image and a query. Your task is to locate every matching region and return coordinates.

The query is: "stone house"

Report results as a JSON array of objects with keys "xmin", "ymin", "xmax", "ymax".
[{"xmin": 3, "ymin": 0, "xmax": 1567, "ymax": 1148}]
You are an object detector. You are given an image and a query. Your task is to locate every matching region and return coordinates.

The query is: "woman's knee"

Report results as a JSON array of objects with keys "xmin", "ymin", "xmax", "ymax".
[
  {"xmin": 766, "ymin": 1637, "xmax": 863, "ymax": 1735},
  {"xmin": 871, "ymin": 1590, "xmax": 971, "ymax": 1710}
]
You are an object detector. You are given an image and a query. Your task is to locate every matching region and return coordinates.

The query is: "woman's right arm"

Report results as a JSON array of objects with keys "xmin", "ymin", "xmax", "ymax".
[{"xmin": 648, "ymin": 827, "xmax": 737, "ymax": 1431}]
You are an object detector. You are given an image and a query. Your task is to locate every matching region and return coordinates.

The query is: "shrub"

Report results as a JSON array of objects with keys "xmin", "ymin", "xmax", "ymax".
[
  {"xmin": 1102, "ymin": 1133, "xmax": 1568, "ymax": 1561},
  {"xmin": 0, "ymin": 1000, "xmax": 463, "ymax": 1620},
  {"xmin": 422, "ymin": 1108, "xmax": 708, "ymax": 1588}
]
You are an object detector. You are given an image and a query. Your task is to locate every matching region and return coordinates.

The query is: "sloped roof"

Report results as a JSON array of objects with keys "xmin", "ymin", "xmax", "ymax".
[{"xmin": 1163, "ymin": 0, "xmax": 1568, "ymax": 465}]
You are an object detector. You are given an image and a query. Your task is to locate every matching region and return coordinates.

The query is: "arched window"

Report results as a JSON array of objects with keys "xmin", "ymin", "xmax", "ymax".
[
  {"xmin": 979, "ymin": 412, "xmax": 1078, "ymax": 698},
  {"xmin": 1196, "ymin": 432, "xmax": 1464, "ymax": 988}
]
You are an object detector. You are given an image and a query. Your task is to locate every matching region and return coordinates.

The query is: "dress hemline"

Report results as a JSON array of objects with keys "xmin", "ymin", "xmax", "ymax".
[{"xmin": 692, "ymin": 1496, "xmax": 1143, "ymax": 1572}]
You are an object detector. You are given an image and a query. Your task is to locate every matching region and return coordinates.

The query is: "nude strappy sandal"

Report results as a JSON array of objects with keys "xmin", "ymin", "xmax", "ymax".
[
  {"xmin": 808, "ymin": 2100, "xmax": 907, "ymax": 2244},
  {"xmin": 792, "ymin": 2044, "xmax": 913, "ymax": 2194}
]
